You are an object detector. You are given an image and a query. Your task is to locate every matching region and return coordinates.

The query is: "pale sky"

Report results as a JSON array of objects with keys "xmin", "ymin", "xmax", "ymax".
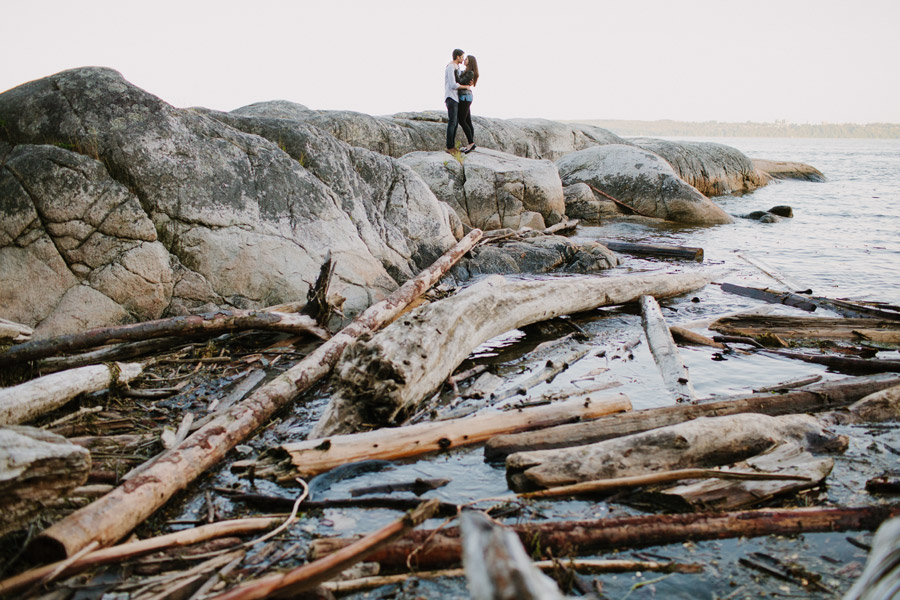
[{"xmin": 2, "ymin": 0, "xmax": 898, "ymax": 124}]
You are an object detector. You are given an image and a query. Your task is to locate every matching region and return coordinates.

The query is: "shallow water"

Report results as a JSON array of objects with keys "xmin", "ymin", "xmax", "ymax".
[{"xmin": 165, "ymin": 138, "xmax": 900, "ymax": 599}]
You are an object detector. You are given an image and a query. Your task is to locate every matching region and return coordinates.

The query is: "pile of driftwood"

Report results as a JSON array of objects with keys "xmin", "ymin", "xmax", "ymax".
[{"xmin": 2, "ymin": 225, "xmax": 899, "ymax": 599}]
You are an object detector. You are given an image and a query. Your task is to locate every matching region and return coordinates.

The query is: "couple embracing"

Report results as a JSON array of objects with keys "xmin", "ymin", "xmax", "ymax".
[{"xmin": 444, "ymin": 48, "xmax": 480, "ymax": 154}]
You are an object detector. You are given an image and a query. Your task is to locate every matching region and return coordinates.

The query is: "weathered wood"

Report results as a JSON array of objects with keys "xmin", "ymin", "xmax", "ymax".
[
  {"xmin": 823, "ymin": 384, "xmax": 900, "ymax": 425},
  {"xmin": 843, "ymin": 516, "xmax": 900, "ymax": 600},
  {"xmin": 0, "ymin": 362, "xmax": 144, "ymax": 426},
  {"xmin": 0, "ymin": 517, "xmax": 281, "ymax": 596},
  {"xmin": 0, "ymin": 426, "xmax": 91, "ymax": 537},
  {"xmin": 309, "ymin": 504, "xmax": 900, "ymax": 570},
  {"xmin": 462, "ymin": 511, "xmax": 565, "ymax": 600},
  {"xmin": 517, "ymin": 465, "xmax": 813, "ymax": 501},
  {"xmin": 753, "ymin": 374, "xmax": 822, "ymax": 393},
  {"xmin": 803, "ymin": 296, "xmax": 900, "ymax": 320},
  {"xmin": 31, "ymin": 230, "xmax": 483, "ymax": 561},
  {"xmin": 640, "ymin": 295, "xmax": 697, "ymax": 402},
  {"xmin": 284, "ymin": 393, "xmax": 630, "ymax": 477},
  {"xmin": 598, "ymin": 240, "xmax": 704, "ymax": 262},
  {"xmin": 654, "ymin": 441, "xmax": 833, "ymax": 510},
  {"xmin": 314, "ymin": 271, "xmax": 709, "ymax": 436},
  {"xmin": 710, "ymin": 314, "xmax": 900, "ymax": 344},
  {"xmin": 35, "ymin": 337, "xmax": 187, "ymax": 374},
  {"xmin": 0, "ymin": 318, "xmax": 33, "ymax": 342},
  {"xmin": 484, "ymin": 373, "xmax": 900, "ymax": 461},
  {"xmin": 0, "ymin": 309, "xmax": 329, "ymax": 368},
  {"xmin": 505, "ymin": 413, "xmax": 844, "ymax": 490},
  {"xmin": 208, "ymin": 499, "xmax": 439, "ymax": 600},
  {"xmin": 767, "ymin": 350, "xmax": 900, "ymax": 373},
  {"xmin": 669, "ymin": 325, "xmax": 725, "ymax": 349},
  {"xmin": 720, "ymin": 282, "xmax": 817, "ymax": 312}
]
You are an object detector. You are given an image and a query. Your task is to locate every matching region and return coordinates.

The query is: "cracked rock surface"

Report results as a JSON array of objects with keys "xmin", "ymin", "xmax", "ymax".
[
  {"xmin": 399, "ymin": 148, "xmax": 566, "ymax": 231},
  {"xmin": 0, "ymin": 68, "xmax": 457, "ymax": 337}
]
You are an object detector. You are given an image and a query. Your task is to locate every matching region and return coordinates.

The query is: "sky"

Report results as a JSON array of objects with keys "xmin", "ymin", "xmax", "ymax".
[{"xmin": 2, "ymin": 0, "xmax": 898, "ymax": 124}]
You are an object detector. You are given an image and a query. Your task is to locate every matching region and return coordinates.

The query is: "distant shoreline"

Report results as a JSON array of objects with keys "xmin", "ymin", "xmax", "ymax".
[{"xmin": 566, "ymin": 119, "xmax": 900, "ymax": 139}]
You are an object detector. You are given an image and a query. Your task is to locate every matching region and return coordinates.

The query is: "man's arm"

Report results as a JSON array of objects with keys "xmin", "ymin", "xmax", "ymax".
[{"xmin": 445, "ymin": 64, "xmax": 461, "ymax": 91}]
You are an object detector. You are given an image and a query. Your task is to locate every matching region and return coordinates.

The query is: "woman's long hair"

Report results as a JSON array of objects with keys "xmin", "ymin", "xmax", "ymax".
[{"xmin": 464, "ymin": 55, "xmax": 479, "ymax": 86}]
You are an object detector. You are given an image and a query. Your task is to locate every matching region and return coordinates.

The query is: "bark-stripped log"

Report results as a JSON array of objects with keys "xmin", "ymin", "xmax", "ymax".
[
  {"xmin": 484, "ymin": 373, "xmax": 900, "ymax": 460},
  {"xmin": 597, "ymin": 240, "xmax": 704, "ymax": 262},
  {"xmin": 668, "ymin": 325, "xmax": 725, "ymax": 349},
  {"xmin": 709, "ymin": 314, "xmax": 900, "ymax": 345},
  {"xmin": 505, "ymin": 413, "xmax": 846, "ymax": 491},
  {"xmin": 640, "ymin": 295, "xmax": 696, "ymax": 402},
  {"xmin": 0, "ymin": 426, "xmax": 91, "ymax": 537},
  {"xmin": 0, "ymin": 362, "xmax": 143, "ymax": 426},
  {"xmin": 823, "ymin": 384, "xmax": 900, "ymax": 425},
  {"xmin": 0, "ymin": 309, "xmax": 329, "ymax": 368},
  {"xmin": 0, "ymin": 318, "xmax": 32, "ymax": 343},
  {"xmin": 310, "ymin": 504, "xmax": 900, "ymax": 570},
  {"xmin": 313, "ymin": 271, "xmax": 709, "ymax": 437},
  {"xmin": 462, "ymin": 511, "xmax": 565, "ymax": 600},
  {"xmin": 283, "ymin": 393, "xmax": 630, "ymax": 477},
  {"xmin": 30, "ymin": 230, "xmax": 483, "ymax": 561},
  {"xmin": 843, "ymin": 516, "xmax": 900, "ymax": 600}
]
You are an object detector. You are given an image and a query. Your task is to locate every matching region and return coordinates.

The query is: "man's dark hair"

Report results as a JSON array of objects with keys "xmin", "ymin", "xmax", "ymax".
[{"xmin": 452, "ymin": 49, "xmax": 464, "ymax": 60}]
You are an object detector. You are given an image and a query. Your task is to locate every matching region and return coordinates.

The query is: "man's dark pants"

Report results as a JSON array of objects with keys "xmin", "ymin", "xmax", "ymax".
[{"xmin": 446, "ymin": 98, "xmax": 459, "ymax": 149}]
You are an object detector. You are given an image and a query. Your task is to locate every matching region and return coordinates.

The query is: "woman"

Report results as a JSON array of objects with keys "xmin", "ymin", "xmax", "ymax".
[{"xmin": 456, "ymin": 55, "xmax": 479, "ymax": 153}]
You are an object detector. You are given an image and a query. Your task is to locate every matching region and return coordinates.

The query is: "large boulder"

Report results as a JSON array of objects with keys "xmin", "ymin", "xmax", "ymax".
[
  {"xmin": 631, "ymin": 138, "xmax": 767, "ymax": 196},
  {"xmin": 0, "ymin": 68, "xmax": 458, "ymax": 336},
  {"xmin": 235, "ymin": 102, "xmax": 626, "ymax": 160},
  {"xmin": 555, "ymin": 145, "xmax": 733, "ymax": 225},
  {"xmin": 399, "ymin": 148, "xmax": 566, "ymax": 231}
]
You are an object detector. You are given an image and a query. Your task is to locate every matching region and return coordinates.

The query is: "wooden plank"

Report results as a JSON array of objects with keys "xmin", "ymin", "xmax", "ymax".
[
  {"xmin": 598, "ymin": 240, "xmax": 704, "ymax": 262},
  {"xmin": 640, "ymin": 295, "xmax": 696, "ymax": 402},
  {"xmin": 720, "ymin": 282, "xmax": 817, "ymax": 312}
]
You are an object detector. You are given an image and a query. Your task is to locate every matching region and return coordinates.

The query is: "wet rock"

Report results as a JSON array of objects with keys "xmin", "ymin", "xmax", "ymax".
[
  {"xmin": 632, "ymin": 138, "xmax": 767, "ymax": 196},
  {"xmin": 555, "ymin": 145, "xmax": 733, "ymax": 225},
  {"xmin": 0, "ymin": 68, "xmax": 457, "ymax": 336},
  {"xmin": 449, "ymin": 235, "xmax": 617, "ymax": 281},
  {"xmin": 399, "ymin": 148, "xmax": 566, "ymax": 231},
  {"xmin": 752, "ymin": 158, "xmax": 825, "ymax": 182},
  {"xmin": 743, "ymin": 205, "xmax": 794, "ymax": 222},
  {"xmin": 563, "ymin": 182, "xmax": 620, "ymax": 223}
]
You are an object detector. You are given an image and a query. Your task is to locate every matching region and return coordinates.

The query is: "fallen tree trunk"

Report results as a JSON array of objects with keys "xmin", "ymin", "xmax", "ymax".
[
  {"xmin": 668, "ymin": 325, "xmax": 725, "ymax": 349},
  {"xmin": 0, "ymin": 362, "xmax": 143, "ymax": 426},
  {"xmin": 505, "ymin": 413, "xmax": 845, "ymax": 490},
  {"xmin": 597, "ymin": 240, "xmax": 704, "ymax": 262},
  {"xmin": 766, "ymin": 350, "xmax": 900, "ymax": 374},
  {"xmin": 709, "ymin": 314, "xmax": 900, "ymax": 345},
  {"xmin": 720, "ymin": 282, "xmax": 817, "ymax": 312},
  {"xmin": 462, "ymin": 510, "xmax": 566, "ymax": 600},
  {"xmin": 823, "ymin": 384, "xmax": 900, "ymax": 425},
  {"xmin": 30, "ymin": 230, "xmax": 483, "ymax": 561},
  {"xmin": 640, "ymin": 295, "xmax": 696, "ymax": 402},
  {"xmin": 0, "ymin": 309, "xmax": 329, "ymax": 368},
  {"xmin": 309, "ymin": 504, "xmax": 900, "ymax": 570},
  {"xmin": 313, "ymin": 271, "xmax": 709, "ymax": 436},
  {"xmin": 35, "ymin": 337, "xmax": 189, "ymax": 374},
  {"xmin": 843, "ymin": 516, "xmax": 900, "ymax": 600},
  {"xmin": 484, "ymin": 373, "xmax": 900, "ymax": 460},
  {"xmin": 283, "ymin": 393, "xmax": 630, "ymax": 477},
  {"xmin": 0, "ymin": 426, "xmax": 91, "ymax": 537}
]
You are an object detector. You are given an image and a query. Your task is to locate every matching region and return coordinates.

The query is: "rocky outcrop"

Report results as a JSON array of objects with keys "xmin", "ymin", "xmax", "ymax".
[
  {"xmin": 399, "ymin": 148, "xmax": 566, "ymax": 231},
  {"xmin": 234, "ymin": 102, "xmax": 626, "ymax": 160},
  {"xmin": 563, "ymin": 183, "xmax": 621, "ymax": 223},
  {"xmin": 752, "ymin": 159, "xmax": 825, "ymax": 182},
  {"xmin": 631, "ymin": 138, "xmax": 767, "ymax": 196},
  {"xmin": 0, "ymin": 68, "xmax": 458, "ymax": 337},
  {"xmin": 555, "ymin": 145, "xmax": 734, "ymax": 225}
]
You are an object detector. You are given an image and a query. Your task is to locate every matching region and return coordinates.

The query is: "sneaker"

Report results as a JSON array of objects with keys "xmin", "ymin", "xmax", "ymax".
[
  {"xmin": 445, "ymin": 148, "xmax": 457, "ymax": 154},
  {"xmin": 463, "ymin": 143, "xmax": 476, "ymax": 153}
]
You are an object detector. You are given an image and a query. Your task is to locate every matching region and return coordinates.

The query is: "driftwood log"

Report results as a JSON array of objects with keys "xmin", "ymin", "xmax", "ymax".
[
  {"xmin": 485, "ymin": 373, "xmax": 900, "ymax": 460},
  {"xmin": 0, "ymin": 318, "xmax": 32, "ymax": 343},
  {"xmin": 709, "ymin": 314, "xmax": 900, "ymax": 345},
  {"xmin": 823, "ymin": 384, "xmax": 900, "ymax": 425},
  {"xmin": 720, "ymin": 282, "xmax": 817, "ymax": 312},
  {"xmin": 0, "ymin": 308, "xmax": 329, "ymax": 368},
  {"xmin": 653, "ymin": 441, "xmax": 833, "ymax": 511},
  {"xmin": 30, "ymin": 230, "xmax": 482, "ymax": 561},
  {"xmin": 596, "ymin": 240, "xmax": 704, "ymax": 262},
  {"xmin": 313, "ymin": 271, "xmax": 709, "ymax": 436},
  {"xmin": 0, "ymin": 362, "xmax": 143, "ymax": 426},
  {"xmin": 765, "ymin": 350, "xmax": 900, "ymax": 374},
  {"xmin": 843, "ymin": 516, "xmax": 900, "ymax": 600},
  {"xmin": 0, "ymin": 426, "xmax": 91, "ymax": 537},
  {"xmin": 668, "ymin": 325, "xmax": 725, "ymax": 349},
  {"xmin": 640, "ymin": 295, "xmax": 696, "ymax": 402},
  {"xmin": 461, "ymin": 511, "xmax": 565, "ymax": 600},
  {"xmin": 310, "ymin": 504, "xmax": 900, "ymax": 570},
  {"xmin": 505, "ymin": 413, "xmax": 846, "ymax": 491},
  {"xmin": 283, "ymin": 393, "xmax": 630, "ymax": 477}
]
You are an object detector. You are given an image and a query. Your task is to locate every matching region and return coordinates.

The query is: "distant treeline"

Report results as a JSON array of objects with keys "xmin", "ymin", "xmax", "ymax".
[{"xmin": 569, "ymin": 119, "xmax": 900, "ymax": 139}]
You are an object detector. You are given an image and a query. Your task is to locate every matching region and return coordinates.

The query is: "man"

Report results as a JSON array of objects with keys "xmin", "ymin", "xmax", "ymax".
[{"xmin": 445, "ymin": 49, "xmax": 470, "ymax": 153}]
